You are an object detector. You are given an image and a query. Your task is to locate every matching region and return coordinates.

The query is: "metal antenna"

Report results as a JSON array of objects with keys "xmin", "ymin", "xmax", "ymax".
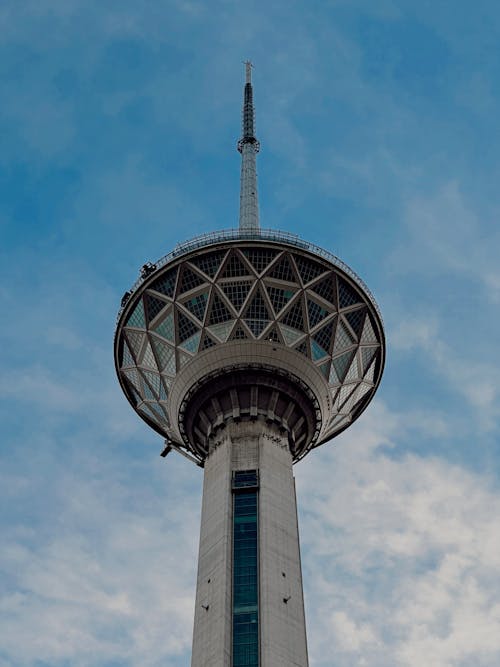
[{"xmin": 238, "ymin": 60, "xmax": 260, "ymax": 232}]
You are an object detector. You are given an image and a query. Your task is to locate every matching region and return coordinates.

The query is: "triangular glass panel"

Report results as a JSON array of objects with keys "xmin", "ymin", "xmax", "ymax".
[
  {"xmin": 125, "ymin": 330, "xmax": 145, "ymax": 357},
  {"xmin": 293, "ymin": 254, "xmax": 326, "ymax": 284},
  {"xmin": 242, "ymin": 248, "xmax": 278, "ymax": 273},
  {"xmin": 126, "ymin": 299, "xmax": 146, "ymax": 328},
  {"xmin": 201, "ymin": 333, "xmax": 217, "ymax": 349},
  {"xmin": 343, "ymin": 384, "xmax": 362, "ymax": 413},
  {"xmin": 311, "ymin": 339, "xmax": 329, "ymax": 361},
  {"xmin": 221, "ymin": 281, "xmax": 252, "ymax": 312},
  {"xmin": 330, "ymin": 415, "xmax": 350, "ymax": 430},
  {"xmin": 162, "ymin": 375, "xmax": 174, "ymax": 390},
  {"xmin": 307, "ymin": 299, "xmax": 330, "ymax": 328},
  {"xmin": 280, "ymin": 324, "xmax": 304, "ymax": 346},
  {"xmin": 208, "ymin": 293, "xmax": 233, "ymax": 325},
  {"xmin": 266, "ymin": 286, "xmax": 295, "ymax": 315},
  {"xmin": 151, "ymin": 268, "xmax": 177, "ymax": 298},
  {"xmin": 334, "ymin": 320, "xmax": 355, "ymax": 352},
  {"xmin": 152, "ymin": 311, "xmax": 174, "ymax": 342},
  {"xmin": 329, "ymin": 413, "xmax": 345, "ymax": 428},
  {"xmin": 221, "ymin": 252, "xmax": 251, "ymax": 278},
  {"xmin": 338, "ymin": 277, "xmax": 361, "ymax": 309},
  {"xmin": 144, "ymin": 293, "xmax": 168, "ymax": 323},
  {"xmin": 268, "ymin": 255, "xmax": 296, "ymax": 282},
  {"xmin": 143, "ymin": 381, "xmax": 155, "ymax": 401},
  {"xmin": 361, "ymin": 316, "xmax": 378, "ymax": 343},
  {"xmin": 179, "ymin": 331, "xmax": 201, "ymax": 353},
  {"xmin": 148, "ymin": 402, "xmax": 167, "ymax": 423},
  {"xmin": 178, "ymin": 266, "xmax": 205, "ymax": 294},
  {"xmin": 243, "ymin": 288, "xmax": 271, "ymax": 322},
  {"xmin": 365, "ymin": 357, "xmax": 376, "ymax": 383},
  {"xmin": 121, "ymin": 340, "xmax": 135, "ymax": 368},
  {"xmin": 319, "ymin": 360, "xmax": 331, "ymax": 379},
  {"xmin": 265, "ymin": 326, "xmax": 282, "ymax": 343},
  {"xmin": 182, "ymin": 292, "xmax": 208, "ymax": 322},
  {"xmin": 178, "ymin": 351, "xmax": 192, "ymax": 369},
  {"xmin": 244, "ymin": 318, "xmax": 270, "ymax": 338},
  {"xmin": 281, "ymin": 299, "xmax": 305, "ymax": 331},
  {"xmin": 312, "ymin": 319, "xmax": 335, "ymax": 356},
  {"xmin": 294, "ymin": 340, "xmax": 309, "ymax": 357},
  {"xmin": 191, "ymin": 250, "xmax": 226, "ymax": 278},
  {"xmin": 159, "ymin": 378, "xmax": 168, "ymax": 400},
  {"xmin": 151, "ymin": 338, "xmax": 176, "ymax": 374},
  {"xmin": 338, "ymin": 384, "xmax": 356, "ymax": 409},
  {"xmin": 142, "ymin": 371, "xmax": 161, "ymax": 398},
  {"xmin": 361, "ymin": 346, "xmax": 378, "ymax": 373},
  {"xmin": 329, "ymin": 364, "xmax": 340, "ymax": 385},
  {"xmin": 355, "ymin": 382, "xmax": 373, "ymax": 405},
  {"xmin": 310, "ymin": 274, "xmax": 336, "ymax": 305},
  {"xmin": 141, "ymin": 341, "xmax": 158, "ymax": 370},
  {"xmin": 230, "ymin": 326, "xmax": 249, "ymax": 340},
  {"xmin": 139, "ymin": 403, "xmax": 160, "ymax": 424},
  {"xmin": 122, "ymin": 368, "xmax": 142, "ymax": 394},
  {"xmin": 345, "ymin": 308, "xmax": 366, "ymax": 338},
  {"xmin": 332, "ymin": 351, "xmax": 355, "ymax": 383},
  {"xmin": 177, "ymin": 311, "xmax": 199, "ymax": 343},
  {"xmin": 345, "ymin": 356, "xmax": 359, "ymax": 382},
  {"xmin": 207, "ymin": 320, "xmax": 236, "ymax": 342}
]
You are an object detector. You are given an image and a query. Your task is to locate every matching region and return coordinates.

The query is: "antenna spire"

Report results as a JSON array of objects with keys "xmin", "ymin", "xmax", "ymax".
[{"xmin": 238, "ymin": 61, "xmax": 260, "ymax": 232}]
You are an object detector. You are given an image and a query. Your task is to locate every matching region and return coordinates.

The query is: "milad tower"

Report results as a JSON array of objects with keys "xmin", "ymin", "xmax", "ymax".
[{"xmin": 114, "ymin": 63, "xmax": 385, "ymax": 667}]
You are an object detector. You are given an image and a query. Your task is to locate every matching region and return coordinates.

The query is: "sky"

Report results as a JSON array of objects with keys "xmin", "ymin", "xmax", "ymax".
[{"xmin": 1, "ymin": 1, "xmax": 500, "ymax": 666}]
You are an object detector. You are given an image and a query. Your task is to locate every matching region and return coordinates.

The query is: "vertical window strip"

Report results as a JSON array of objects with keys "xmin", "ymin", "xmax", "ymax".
[{"xmin": 232, "ymin": 471, "xmax": 259, "ymax": 667}]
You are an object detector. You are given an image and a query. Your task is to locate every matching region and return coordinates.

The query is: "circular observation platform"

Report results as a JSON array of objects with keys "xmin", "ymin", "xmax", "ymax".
[{"xmin": 114, "ymin": 229, "xmax": 385, "ymax": 464}]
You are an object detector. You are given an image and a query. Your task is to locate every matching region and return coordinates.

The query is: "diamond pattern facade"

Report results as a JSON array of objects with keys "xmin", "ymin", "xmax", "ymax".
[{"xmin": 116, "ymin": 242, "xmax": 383, "ymax": 446}]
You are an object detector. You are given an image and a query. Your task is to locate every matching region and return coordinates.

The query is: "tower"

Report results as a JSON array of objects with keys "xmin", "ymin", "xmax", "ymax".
[{"xmin": 114, "ymin": 64, "xmax": 385, "ymax": 667}]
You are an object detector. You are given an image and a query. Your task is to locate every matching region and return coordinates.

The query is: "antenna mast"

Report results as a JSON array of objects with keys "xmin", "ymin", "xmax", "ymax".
[{"xmin": 238, "ymin": 61, "xmax": 260, "ymax": 232}]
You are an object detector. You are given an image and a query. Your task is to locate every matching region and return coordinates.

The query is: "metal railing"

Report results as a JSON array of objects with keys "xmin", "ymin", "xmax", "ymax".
[{"xmin": 117, "ymin": 228, "xmax": 383, "ymax": 322}]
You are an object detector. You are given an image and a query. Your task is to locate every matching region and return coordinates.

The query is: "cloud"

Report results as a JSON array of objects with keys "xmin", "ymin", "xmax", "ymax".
[{"xmin": 297, "ymin": 405, "xmax": 500, "ymax": 667}]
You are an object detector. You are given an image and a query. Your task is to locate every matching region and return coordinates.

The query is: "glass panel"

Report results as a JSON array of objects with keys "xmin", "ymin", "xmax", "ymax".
[
  {"xmin": 244, "ymin": 318, "xmax": 270, "ymax": 338},
  {"xmin": 361, "ymin": 316, "xmax": 378, "ymax": 343},
  {"xmin": 126, "ymin": 299, "xmax": 146, "ymax": 328},
  {"xmin": 121, "ymin": 340, "xmax": 135, "ymax": 368},
  {"xmin": 182, "ymin": 292, "xmax": 208, "ymax": 322},
  {"xmin": 141, "ymin": 341, "xmax": 158, "ymax": 370},
  {"xmin": 310, "ymin": 274, "xmax": 336, "ymax": 305},
  {"xmin": 279, "ymin": 324, "xmax": 304, "ymax": 346},
  {"xmin": 311, "ymin": 339, "xmax": 328, "ymax": 361},
  {"xmin": 125, "ymin": 330, "xmax": 144, "ymax": 357},
  {"xmin": 243, "ymin": 289, "xmax": 271, "ymax": 322},
  {"xmin": 222, "ymin": 252, "xmax": 251, "ymax": 278},
  {"xmin": 191, "ymin": 250, "xmax": 226, "ymax": 278},
  {"xmin": 139, "ymin": 402, "xmax": 160, "ymax": 424},
  {"xmin": 208, "ymin": 294, "xmax": 233, "ymax": 325},
  {"xmin": 159, "ymin": 378, "xmax": 168, "ymax": 400},
  {"xmin": 361, "ymin": 346, "xmax": 378, "ymax": 372},
  {"xmin": 266, "ymin": 327, "xmax": 281, "ymax": 343},
  {"xmin": 179, "ymin": 331, "xmax": 201, "ymax": 353},
  {"xmin": 294, "ymin": 340, "xmax": 309, "ymax": 357},
  {"xmin": 356, "ymin": 382, "xmax": 373, "ymax": 404},
  {"xmin": 333, "ymin": 320, "xmax": 354, "ymax": 352},
  {"xmin": 151, "ymin": 338, "xmax": 176, "ymax": 374},
  {"xmin": 233, "ymin": 488, "xmax": 259, "ymax": 667},
  {"xmin": 266, "ymin": 286, "xmax": 294, "ymax": 315},
  {"xmin": 177, "ymin": 311, "xmax": 199, "ymax": 343},
  {"xmin": 233, "ymin": 470, "xmax": 258, "ymax": 488},
  {"xmin": 319, "ymin": 361, "xmax": 330, "ymax": 378},
  {"xmin": 152, "ymin": 311, "xmax": 175, "ymax": 342},
  {"xmin": 338, "ymin": 384, "xmax": 355, "ymax": 408},
  {"xmin": 365, "ymin": 357, "xmax": 376, "ymax": 383},
  {"xmin": 338, "ymin": 277, "xmax": 361, "ymax": 309},
  {"xmin": 179, "ymin": 266, "xmax": 205, "ymax": 294},
  {"xmin": 122, "ymin": 368, "xmax": 142, "ymax": 394},
  {"xmin": 312, "ymin": 319, "xmax": 335, "ymax": 354},
  {"xmin": 151, "ymin": 267, "xmax": 177, "ymax": 298},
  {"xmin": 201, "ymin": 333, "xmax": 217, "ymax": 349},
  {"xmin": 221, "ymin": 281, "xmax": 252, "ymax": 311},
  {"xmin": 332, "ymin": 351, "xmax": 355, "ymax": 382},
  {"xmin": 207, "ymin": 320, "xmax": 236, "ymax": 342},
  {"xmin": 178, "ymin": 351, "xmax": 192, "ymax": 368},
  {"xmin": 345, "ymin": 356, "xmax": 359, "ymax": 382},
  {"xmin": 230, "ymin": 326, "xmax": 249, "ymax": 341},
  {"xmin": 268, "ymin": 254, "xmax": 296, "ymax": 282},
  {"xmin": 143, "ymin": 381, "xmax": 155, "ymax": 401},
  {"xmin": 144, "ymin": 293, "xmax": 168, "ymax": 323},
  {"xmin": 307, "ymin": 299, "xmax": 330, "ymax": 328},
  {"xmin": 281, "ymin": 299, "xmax": 305, "ymax": 331},
  {"xmin": 148, "ymin": 402, "xmax": 167, "ymax": 423},
  {"xmin": 293, "ymin": 254, "xmax": 325, "ymax": 284},
  {"xmin": 242, "ymin": 248, "xmax": 278, "ymax": 273},
  {"xmin": 345, "ymin": 308, "xmax": 366, "ymax": 337},
  {"xmin": 343, "ymin": 384, "xmax": 361, "ymax": 412},
  {"xmin": 329, "ymin": 364, "xmax": 340, "ymax": 384}
]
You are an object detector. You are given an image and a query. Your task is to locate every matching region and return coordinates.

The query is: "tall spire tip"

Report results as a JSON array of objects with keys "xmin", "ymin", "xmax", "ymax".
[{"xmin": 244, "ymin": 60, "xmax": 253, "ymax": 84}]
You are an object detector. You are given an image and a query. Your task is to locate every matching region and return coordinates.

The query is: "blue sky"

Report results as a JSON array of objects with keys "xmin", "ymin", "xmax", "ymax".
[{"xmin": 1, "ymin": 1, "xmax": 500, "ymax": 665}]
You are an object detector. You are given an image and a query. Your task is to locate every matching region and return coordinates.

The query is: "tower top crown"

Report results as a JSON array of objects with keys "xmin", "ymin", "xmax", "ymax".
[{"xmin": 238, "ymin": 61, "xmax": 260, "ymax": 231}]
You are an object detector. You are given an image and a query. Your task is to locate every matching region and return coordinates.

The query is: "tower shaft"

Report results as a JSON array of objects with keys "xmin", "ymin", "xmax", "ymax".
[
  {"xmin": 191, "ymin": 421, "xmax": 309, "ymax": 667},
  {"xmin": 238, "ymin": 61, "xmax": 260, "ymax": 232}
]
